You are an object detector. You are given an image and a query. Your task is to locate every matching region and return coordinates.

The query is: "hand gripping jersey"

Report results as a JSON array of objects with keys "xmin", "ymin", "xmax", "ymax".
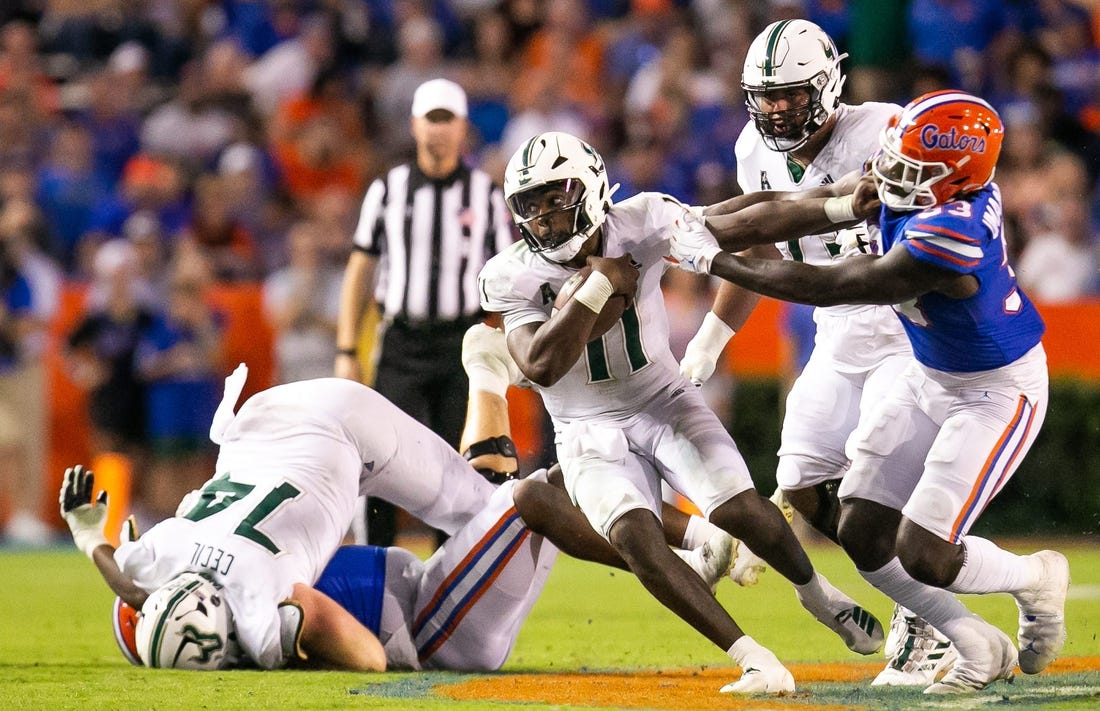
[
  {"xmin": 479, "ymin": 193, "xmax": 688, "ymax": 423},
  {"xmin": 116, "ymin": 376, "xmax": 495, "ymax": 669},
  {"xmin": 878, "ymin": 184, "xmax": 1045, "ymax": 372}
]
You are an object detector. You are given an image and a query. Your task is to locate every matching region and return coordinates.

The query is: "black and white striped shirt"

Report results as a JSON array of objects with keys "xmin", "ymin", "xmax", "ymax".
[{"xmin": 352, "ymin": 162, "xmax": 515, "ymax": 324}]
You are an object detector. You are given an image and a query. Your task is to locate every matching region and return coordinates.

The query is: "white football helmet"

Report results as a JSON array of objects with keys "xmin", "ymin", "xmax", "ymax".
[
  {"xmin": 504, "ymin": 132, "xmax": 617, "ymax": 264},
  {"xmin": 742, "ymin": 19, "xmax": 847, "ymax": 152},
  {"xmin": 135, "ymin": 572, "xmax": 240, "ymax": 670}
]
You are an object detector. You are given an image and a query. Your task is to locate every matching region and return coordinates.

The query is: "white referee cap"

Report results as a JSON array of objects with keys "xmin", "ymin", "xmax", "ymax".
[{"xmin": 411, "ymin": 78, "xmax": 467, "ymax": 118}]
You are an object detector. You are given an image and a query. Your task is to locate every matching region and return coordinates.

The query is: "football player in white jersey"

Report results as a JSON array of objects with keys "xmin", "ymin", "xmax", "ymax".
[
  {"xmin": 58, "ymin": 366, "xmax": 503, "ymax": 671},
  {"xmin": 677, "ymin": 19, "xmax": 954, "ymax": 686},
  {"xmin": 666, "ymin": 90, "xmax": 1070, "ymax": 695},
  {"xmin": 61, "ymin": 339, "xmax": 736, "ymax": 673},
  {"xmin": 479, "ymin": 130, "xmax": 885, "ymax": 695}
]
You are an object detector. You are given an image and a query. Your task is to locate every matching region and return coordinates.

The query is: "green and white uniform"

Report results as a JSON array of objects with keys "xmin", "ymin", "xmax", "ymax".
[
  {"xmin": 116, "ymin": 377, "xmax": 495, "ymax": 668},
  {"xmin": 480, "ymin": 194, "xmax": 756, "ymax": 538},
  {"xmin": 735, "ymin": 102, "xmax": 915, "ymax": 490}
]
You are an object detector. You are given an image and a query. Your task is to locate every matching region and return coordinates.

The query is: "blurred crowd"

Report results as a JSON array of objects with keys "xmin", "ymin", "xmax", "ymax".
[{"xmin": 1, "ymin": 0, "xmax": 1099, "ymax": 542}]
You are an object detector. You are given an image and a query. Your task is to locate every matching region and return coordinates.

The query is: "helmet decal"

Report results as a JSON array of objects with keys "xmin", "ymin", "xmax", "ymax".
[
  {"xmin": 136, "ymin": 572, "xmax": 239, "ymax": 670},
  {"xmin": 873, "ymin": 90, "xmax": 1004, "ymax": 211}
]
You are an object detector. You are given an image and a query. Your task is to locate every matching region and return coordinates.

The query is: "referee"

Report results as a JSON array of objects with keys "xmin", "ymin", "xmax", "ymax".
[{"xmin": 335, "ymin": 78, "xmax": 515, "ymax": 547}]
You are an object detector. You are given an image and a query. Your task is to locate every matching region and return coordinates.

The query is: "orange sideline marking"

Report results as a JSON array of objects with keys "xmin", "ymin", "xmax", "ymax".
[{"xmin": 437, "ymin": 657, "xmax": 1100, "ymax": 710}]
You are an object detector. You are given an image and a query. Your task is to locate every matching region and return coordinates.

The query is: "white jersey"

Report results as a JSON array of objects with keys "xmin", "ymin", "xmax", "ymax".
[
  {"xmin": 116, "ymin": 377, "xmax": 495, "ymax": 669},
  {"xmin": 736, "ymin": 102, "xmax": 898, "ymax": 265},
  {"xmin": 736, "ymin": 101, "xmax": 911, "ymax": 370},
  {"xmin": 479, "ymin": 193, "xmax": 688, "ymax": 423}
]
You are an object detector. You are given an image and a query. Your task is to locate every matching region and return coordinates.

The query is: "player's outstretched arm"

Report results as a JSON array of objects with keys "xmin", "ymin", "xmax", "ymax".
[
  {"xmin": 702, "ymin": 170, "xmax": 862, "ymax": 217},
  {"xmin": 59, "ymin": 465, "xmax": 147, "ymax": 608},
  {"xmin": 702, "ymin": 171, "xmax": 865, "ymax": 252},
  {"xmin": 286, "ymin": 583, "xmax": 386, "ymax": 672},
  {"xmin": 706, "ymin": 194, "xmax": 858, "ymax": 252},
  {"xmin": 707, "ymin": 243, "xmax": 968, "ymax": 307}
]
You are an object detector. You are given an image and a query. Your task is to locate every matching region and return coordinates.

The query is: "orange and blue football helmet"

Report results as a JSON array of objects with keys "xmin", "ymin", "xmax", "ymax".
[{"xmin": 873, "ymin": 90, "xmax": 1005, "ymax": 211}]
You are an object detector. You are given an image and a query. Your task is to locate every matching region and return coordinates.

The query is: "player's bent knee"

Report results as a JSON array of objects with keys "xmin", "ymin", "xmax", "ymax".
[
  {"xmin": 546, "ymin": 463, "xmax": 565, "ymax": 489},
  {"xmin": 837, "ymin": 501, "xmax": 897, "ymax": 570},
  {"xmin": 896, "ymin": 519, "xmax": 962, "ymax": 588},
  {"xmin": 707, "ymin": 490, "xmax": 754, "ymax": 534},
  {"xmin": 511, "ymin": 479, "xmax": 552, "ymax": 528},
  {"xmin": 607, "ymin": 509, "xmax": 665, "ymax": 558}
]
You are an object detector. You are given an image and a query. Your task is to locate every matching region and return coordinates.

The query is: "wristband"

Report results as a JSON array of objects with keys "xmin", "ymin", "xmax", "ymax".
[
  {"xmin": 694, "ymin": 311, "xmax": 736, "ymax": 357},
  {"xmin": 823, "ymin": 195, "xmax": 857, "ymax": 224},
  {"xmin": 572, "ymin": 271, "xmax": 615, "ymax": 314},
  {"xmin": 73, "ymin": 528, "xmax": 109, "ymax": 559}
]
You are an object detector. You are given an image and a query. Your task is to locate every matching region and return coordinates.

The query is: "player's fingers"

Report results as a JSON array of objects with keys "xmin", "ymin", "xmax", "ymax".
[
  {"xmin": 78, "ymin": 468, "xmax": 93, "ymax": 504},
  {"xmin": 96, "ymin": 490, "xmax": 108, "ymax": 507},
  {"xmin": 60, "ymin": 467, "xmax": 74, "ymax": 509}
]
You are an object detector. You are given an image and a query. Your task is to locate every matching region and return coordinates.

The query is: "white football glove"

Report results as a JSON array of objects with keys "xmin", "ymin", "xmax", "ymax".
[
  {"xmin": 664, "ymin": 215, "xmax": 722, "ymax": 275},
  {"xmin": 679, "ymin": 311, "xmax": 736, "ymax": 386},
  {"xmin": 59, "ymin": 465, "xmax": 109, "ymax": 558},
  {"xmin": 834, "ymin": 224, "xmax": 877, "ymax": 258}
]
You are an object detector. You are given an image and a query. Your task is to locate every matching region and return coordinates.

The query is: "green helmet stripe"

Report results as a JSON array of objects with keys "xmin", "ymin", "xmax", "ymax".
[
  {"xmin": 520, "ymin": 136, "xmax": 538, "ymax": 168},
  {"xmin": 763, "ymin": 20, "xmax": 791, "ymax": 77},
  {"xmin": 147, "ymin": 579, "xmax": 204, "ymax": 668}
]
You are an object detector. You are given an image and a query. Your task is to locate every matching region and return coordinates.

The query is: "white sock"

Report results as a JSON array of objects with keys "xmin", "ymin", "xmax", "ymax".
[
  {"xmin": 793, "ymin": 571, "xmax": 827, "ymax": 601},
  {"xmin": 947, "ymin": 535, "xmax": 1032, "ymax": 595},
  {"xmin": 727, "ymin": 635, "xmax": 771, "ymax": 666},
  {"xmin": 861, "ymin": 557, "xmax": 978, "ymax": 644},
  {"xmin": 682, "ymin": 514, "xmax": 723, "ymax": 549},
  {"xmin": 466, "ymin": 362, "xmax": 510, "ymax": 398}
]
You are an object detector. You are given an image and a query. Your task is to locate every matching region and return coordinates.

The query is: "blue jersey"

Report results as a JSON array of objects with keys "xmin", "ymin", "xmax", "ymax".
[
  {"xmin": 878, "ymin": 184, "xmax": 1044, "ymax": 372},
  {"xmin": 314, "ymin": 546, "xmax": 388, "ymax": 635}
]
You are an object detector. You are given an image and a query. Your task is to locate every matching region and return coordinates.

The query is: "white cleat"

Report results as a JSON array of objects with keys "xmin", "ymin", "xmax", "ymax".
[
  {"xmin": 461, "ymin": 323, "xmax": 523, "ymax": 386},
  {"xmin": 728, "ymin": 546, "xmax": 766, "ymax": 587},
  {"xmin": 1015, "ymin": 550, "xmax": 1070, "ymax": 674},
  {"xmin": 720, "ymin": 663, "xmax": 796, "ymax": 694},
  {"xmin": 873, "ymin": 604, "xmax": 958, "ymax": 686},
  {"xmin": 924, "ymin": 623, "xmax": 1016, "ymax": 694},
  {"xmin": 796, "ymin": 574, "xmax": 884, "ymax": 655},
  {"xmin": 770, "ymin": 487, "xmax": 796, "ymax": 526},
  {"xmin": 675, "ymin": 531, "xmax": 736, "ymax": 593}
]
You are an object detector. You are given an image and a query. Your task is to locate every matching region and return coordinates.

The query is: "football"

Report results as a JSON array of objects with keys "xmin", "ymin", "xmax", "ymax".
[{"xmin": 553, "ymin": 267, "xmax": 629, "ymax": 341}]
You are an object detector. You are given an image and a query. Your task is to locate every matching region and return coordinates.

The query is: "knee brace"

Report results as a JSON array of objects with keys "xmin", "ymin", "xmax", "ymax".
[{"xmin": 463, "ymin": 435, "xmax": 519, "ymax": 485}]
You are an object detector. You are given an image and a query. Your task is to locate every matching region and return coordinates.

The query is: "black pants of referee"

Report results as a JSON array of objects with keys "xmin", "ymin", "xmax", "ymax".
[{"xmin": 368, "ymin": 317, "xmax": 474, "ymax": 547}]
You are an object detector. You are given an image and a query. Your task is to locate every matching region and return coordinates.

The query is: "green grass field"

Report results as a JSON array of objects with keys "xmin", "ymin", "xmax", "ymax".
[{"xmin": 3, "ymin": 540, "xmax": 1098, "ymax": 710}]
